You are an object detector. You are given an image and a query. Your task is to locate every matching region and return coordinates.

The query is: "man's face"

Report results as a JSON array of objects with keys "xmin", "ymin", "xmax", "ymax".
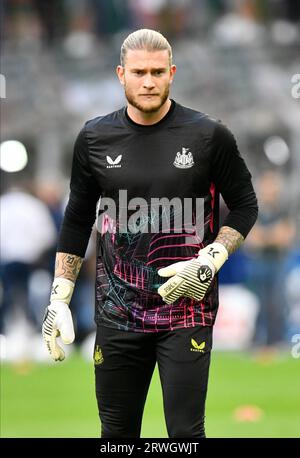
[{"xmin": 117, "ymin": 49, "xmax": 176, "ymax": 113}]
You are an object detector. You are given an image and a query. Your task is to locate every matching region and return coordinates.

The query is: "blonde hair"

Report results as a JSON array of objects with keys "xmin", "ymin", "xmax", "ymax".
[{"xmin": 120, "ymin": 29, "xmax": 172, "ymax": 66}]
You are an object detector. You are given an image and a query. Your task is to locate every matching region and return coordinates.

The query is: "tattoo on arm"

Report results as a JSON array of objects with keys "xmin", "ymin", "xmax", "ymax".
[
  {"xmin": 55, "ymin": 252, "xmax": 83, "ymax": 282},
  {"xmin": 214, "ymin": 226, "xmax": 244, "ymax": 256}
]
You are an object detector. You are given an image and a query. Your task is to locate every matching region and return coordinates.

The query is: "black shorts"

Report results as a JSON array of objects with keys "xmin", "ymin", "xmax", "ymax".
[{"xmin": 94, "ymin": 324, "xmax": 213, "ymax": 438}]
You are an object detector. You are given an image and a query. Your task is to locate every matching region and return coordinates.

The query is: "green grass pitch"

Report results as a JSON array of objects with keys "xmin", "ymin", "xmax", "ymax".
[{"xmin": 1, "ymin": 351, "xmax": 299, "ymax": 438}]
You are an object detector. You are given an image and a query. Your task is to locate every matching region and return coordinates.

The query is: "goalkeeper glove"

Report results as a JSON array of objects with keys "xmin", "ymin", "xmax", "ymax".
[
  {"xmin": 42, "ymin": 278, "xmax": 75, "ymax": 361},
  {"xmin": 157, "ymin": 242, "xmax": 228, "ymax": 304}
]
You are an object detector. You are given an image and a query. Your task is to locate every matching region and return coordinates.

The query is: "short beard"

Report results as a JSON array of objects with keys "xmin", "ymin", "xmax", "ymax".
[{"xmin": 124, "ymin": 85, "xmax": 170, "ymax": 113}]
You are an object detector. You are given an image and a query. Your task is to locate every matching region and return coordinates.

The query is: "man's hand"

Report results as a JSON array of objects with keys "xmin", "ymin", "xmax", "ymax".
[
  {"xmin": 42, "ymin": 278, "xmax": 75, "ymax": 361},
  {"xmin": 42, "ymin": 301, "xmax": 75, "ymax": 361},
  {"xmin": 157, "ymin": 242, "xmax": 228, "ymax": 304}
]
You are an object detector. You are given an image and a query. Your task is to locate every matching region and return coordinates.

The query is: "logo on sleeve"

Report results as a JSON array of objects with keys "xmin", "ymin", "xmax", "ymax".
[
  {"xmin": 173, "ymin": 147, "xmax": 194, "ymax": 169},
  {"xmin": 106, "ymin": 155, "xmax": 122, "ymax": 168}
]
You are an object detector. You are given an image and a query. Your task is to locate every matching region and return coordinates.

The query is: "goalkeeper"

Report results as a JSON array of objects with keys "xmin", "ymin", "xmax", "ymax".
[{"xmin": 42, "ymin": 29, "xmax": 258, "ymax": 438}]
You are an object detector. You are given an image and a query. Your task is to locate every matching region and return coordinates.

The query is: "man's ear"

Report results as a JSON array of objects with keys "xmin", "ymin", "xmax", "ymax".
[
  {"xmin": 116, "ymin": 65, "xmax": 125, "ymax": 86},
  {"xmin": 169, "ymin": 64, "xmax": 176, "ymax": 84}
]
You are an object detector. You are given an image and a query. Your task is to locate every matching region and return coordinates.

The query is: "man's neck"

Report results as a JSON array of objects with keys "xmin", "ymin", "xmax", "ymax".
[{"xmin": 126, "ymin": 99, "xmax": 172, "ymax": 125}]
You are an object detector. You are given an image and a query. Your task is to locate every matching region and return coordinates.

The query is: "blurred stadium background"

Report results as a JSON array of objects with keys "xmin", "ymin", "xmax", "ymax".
[{"xmin": 1, "ymin": 0, "xmax": 300, "ymax": 438}]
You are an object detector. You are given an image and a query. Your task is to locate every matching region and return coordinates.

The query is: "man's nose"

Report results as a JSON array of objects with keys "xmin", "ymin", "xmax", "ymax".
[{"xmin": 143, "ymin": 74, "xmax": 155, "ymax": 88}]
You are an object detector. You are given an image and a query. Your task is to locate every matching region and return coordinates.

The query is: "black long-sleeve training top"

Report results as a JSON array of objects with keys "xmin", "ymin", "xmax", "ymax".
[{"xmin": 57, "ymin": 100, "xmax": 258, "ymax": 332}]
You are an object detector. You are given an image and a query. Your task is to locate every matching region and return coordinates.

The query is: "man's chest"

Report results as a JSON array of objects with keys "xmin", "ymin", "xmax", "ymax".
[{"xmin": 88, "ymin": 131, "xmax": 211, "ymax": 199}]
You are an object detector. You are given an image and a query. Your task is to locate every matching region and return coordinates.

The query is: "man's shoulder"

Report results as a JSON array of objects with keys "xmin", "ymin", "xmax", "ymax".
[
  {"xmin": 175, "ymin": 102, "xmax": 222, "ymax": 133},
  {"xmin": 84, "ymin": 107, "xmax": 125, "ymax": 134}
]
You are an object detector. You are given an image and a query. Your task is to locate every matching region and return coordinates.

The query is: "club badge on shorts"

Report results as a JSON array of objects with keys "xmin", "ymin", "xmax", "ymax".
[{"xmin": 94, "ymin": 345, "xmax": 104, "ymax": 365}]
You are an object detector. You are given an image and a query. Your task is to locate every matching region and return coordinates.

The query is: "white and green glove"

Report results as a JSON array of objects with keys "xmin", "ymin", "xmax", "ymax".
[
  {"xmin": 157, "ymin": 242, "xmax": 228, "ymax": 304},
  {"xmin": 42, "ymin": 278, "xmax": 75, "ymax": 361}
]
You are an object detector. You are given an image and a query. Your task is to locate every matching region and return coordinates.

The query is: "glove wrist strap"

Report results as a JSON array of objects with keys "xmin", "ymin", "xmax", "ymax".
[
  {"xmin": 50, "ymin": 278, "xmax": 74, "ymax": 305},
  {"xmin": 197, "ymin": 242, "xmax": 228, "ymax": 272}
]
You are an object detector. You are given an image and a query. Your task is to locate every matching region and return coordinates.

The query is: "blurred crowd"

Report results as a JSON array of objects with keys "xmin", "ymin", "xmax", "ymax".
[
  {"xmin": 0, "ymin": 180, "xmax": 97, "ymax": 361},
  {"xmin": 1, "ymin": 0, "xmax": 300, "ymax": 361},
  {"xmin": 2, "ymin": 0, "xmax": 300, "ymax": 47}
]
